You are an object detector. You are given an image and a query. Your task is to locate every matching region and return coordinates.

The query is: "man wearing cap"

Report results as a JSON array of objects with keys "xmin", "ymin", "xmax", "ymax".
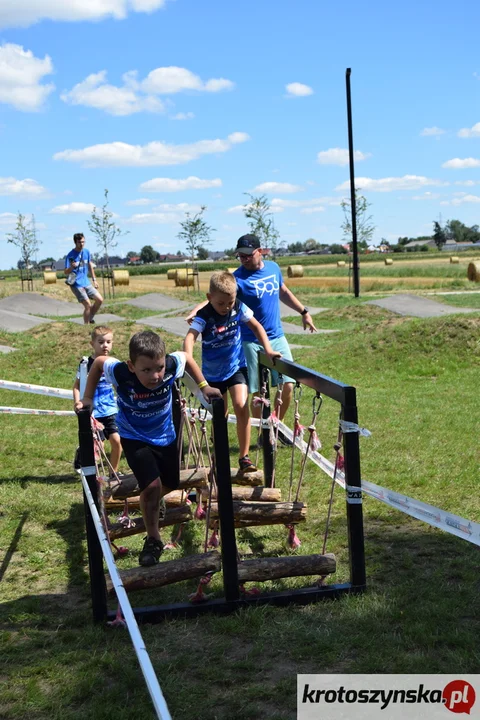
[
  {"xmin": 186, "ymin": 233, "xmax": 316, "ymax": 439},
  {"xmin": 233, "ymin": 234, "xmax": 316, "ymax": 435},
  {"xmin": 64, "ymin": 232, "xmax": 103, "ymax": 324}
]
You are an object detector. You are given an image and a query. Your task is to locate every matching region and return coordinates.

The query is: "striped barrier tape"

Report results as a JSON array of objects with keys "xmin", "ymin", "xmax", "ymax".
[
  {"xmin": 0, "ymin": 379, "xmax": 72, "ymax": 400},
  {"xmin": 0, "ymin": 406, "xmax": 76, "ymax": 416}
]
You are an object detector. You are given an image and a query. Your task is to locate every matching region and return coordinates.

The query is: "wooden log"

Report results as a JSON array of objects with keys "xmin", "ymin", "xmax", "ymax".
[
  {"xmin": 230, "ymin": 468, "xmax": 264, "ymax": 487},
  {"xmin": 237, "ymin": 553, "xmax": 336, "ymax": 582},
  {"xmin": 109, "ymin": 505, "xmax": 192, "ymax": 540},
  {"xmin": 109, "ymin": 468, "xmax": 208, "ymax": 499},
  {"xmin": 209, "ymin": 501, "xmax": 306, "ymax": 525},
  {"xmin": 107, "ymin": 550, "xmax": 222, "ymax": 594},
  {"xmin": 203, "ymin": 486, "xmax": 282, "ymax": 503},
  {"xmin": 106, "ymin": 489, "xmax": 195, "ymax": 510},
  {"xmin": 105, "ymin": 496, "xmax": 141, "ymax": 511}
]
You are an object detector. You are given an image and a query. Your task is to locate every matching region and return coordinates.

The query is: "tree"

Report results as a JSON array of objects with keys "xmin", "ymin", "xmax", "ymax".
[
  {"xmin": 243, "ymin": 193, "xmax": 280, "ymax": 258},
  {"xmin": 126, "ymin": 250, "xmax": 139, "ymax": 261},
  {"xmin": 196, "ymin": 246, "xmax": 209, "ymax": 260},
  {"xmin": 432, "ymin": 221, "xmax": 447, "ymax": 249},
  {"xmin": 341, "ymin": 189, "xmax": 375, "ymax": 248},
  {"xmin": 444, "ymin": 219, "xmax": 480, "ymax": 244},
  {"xmin": 287, "ymin": 241, "xmax": 305, "ymax": 254},
  {"xmin": 329, "ymin": 243, "xmax": 348, "ymax": 255},
  {"xmin": 305, "ymin": 238, "xmax": 320, "ymax": 252},
  {"xmin": 37, "ymin": 256, "xmax": 56, "ymax": 267},
  {"xmin": 87, "ymin": 189, "xmax": 129, "ymax": 273},
  {"xmin": 6, "ymin": 213, "xmax": 40, "ymax": 268},
  {"xmin": 177, "ymin": 205, "xmax": 215, "ymax": 263},
  {"xmin": 140, "ymin": 245, "xmax": 158, "ymax": 263}
]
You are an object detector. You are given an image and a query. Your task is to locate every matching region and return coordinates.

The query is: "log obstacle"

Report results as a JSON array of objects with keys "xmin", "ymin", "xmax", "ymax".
[
  {"xmin": 113, "ymin": 269, "xmax": 129, "ymax": 286},
  {"xmin": 450, "ymin": 256, "xmax": 460, "ymax": 264},
  {"xmin": 203, "ymin": 486, "xmax": 282, "ymax": 503},
  {"xmin": 106, "ymin": 550, "xmax": 222, "ymax": 594},
  {"xmin": 209, "ymin": 501, "xmax": 306, "ymax": 527},
  {"xmin": 108, "ymin": 505, "xmax": 193, "ymax": 540},
  {"xmin": 467, "ymin": 261, "xmax": 480, "ymax": 282},
  {"xmin": 287, "ymin": 265, "xmax": 304, "ymax": 278},
  {"xmin": 237, "ymin": 553, "xmax": 336, "ymax": 582},
  {"xmin": 230, "ymin": 468, "xmax": 264, "ymax": 487},
  {"xmin": 43, "ymin": 271, "xmax": 57, "ymax": 284},
  {"xmin": 108, "ymin": 468, "xmax": 209, "ymax": 500},
  {"xmin": 167, "ymin": 269, "xmax": 177, "ymax": 280},
  {"xmin": 384, "ymin": 258, "xmax": 393, "ymax": 265},
  {"xmin": 175, "ymin": 269, "xmax": 194, "ymax": 287}
]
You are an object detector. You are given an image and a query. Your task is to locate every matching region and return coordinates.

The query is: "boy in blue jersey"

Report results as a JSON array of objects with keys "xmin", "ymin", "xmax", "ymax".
[
  {"xmin": 184, "ymin": 270, "xmax": 281, "ymax": 471},
  {"xmin": 65, "ymin": 233, "xmax": 103, "ymax": 324},
  {"xmin": 78, "ymin": 330, "xmax": 221, "ymax": 567},
  {"xmin": 73, "ymin": 325, "xmax": 122, "ymax": 475}
]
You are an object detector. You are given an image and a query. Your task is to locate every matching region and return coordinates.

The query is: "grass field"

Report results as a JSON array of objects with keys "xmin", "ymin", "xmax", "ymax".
[{"xmin": 1, "ymin": 272, "xmax": 480, "ymax": 719}]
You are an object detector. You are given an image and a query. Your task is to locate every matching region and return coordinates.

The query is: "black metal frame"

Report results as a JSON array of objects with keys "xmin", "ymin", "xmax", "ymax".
[{"xmin": 79, "ymin": 356, "xmax": 366, "ymax": 624}]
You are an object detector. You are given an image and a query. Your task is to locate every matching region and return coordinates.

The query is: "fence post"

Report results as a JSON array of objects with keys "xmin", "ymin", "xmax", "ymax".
[
  {"xmin": 77, "ymin": 408, "xmax": 108, "ymax": 622},
  {"xmin": 258, "ymin": 362, "xmax": 274, "ymax": 488}
]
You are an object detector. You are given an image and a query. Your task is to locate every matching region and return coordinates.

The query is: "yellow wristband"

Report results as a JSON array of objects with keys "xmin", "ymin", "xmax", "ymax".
[{"xmin": 198, "ymin": 380, "xmax": 208, "ymax": 390}]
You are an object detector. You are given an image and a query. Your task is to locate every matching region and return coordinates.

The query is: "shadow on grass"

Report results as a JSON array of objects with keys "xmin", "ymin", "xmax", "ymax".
[
  {"xmin": 0, "ymin": 511, "xmax": 29, "ymax": 582},
  {"xmin": 47, "ymin": 501, "xmax": 89, "ymax": 589},
  {"xmin": 0, "ymin": 473, "xmax": 78, "ymax": 488}
]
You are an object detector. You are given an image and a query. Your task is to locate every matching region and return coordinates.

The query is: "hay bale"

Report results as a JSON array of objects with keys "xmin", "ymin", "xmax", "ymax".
[
  {"xmin": 113, "ymin": 269, "xmax": 129, "ymax": 286},
  {"xmin": 43, "ymin": 271, "xmax": 57, "ymax": 285},
  {"xmin": 337, "ymin": 261, "xmax": 346, "ymax": 268},
  {"xmin": 175, "ymin": 268, "xmax": 194, "ymax": 287},
  {"xmin": 287, "ymin": 265, "xmax": 304, "ymax": 278},
  {"xmin": 450, "ymin": 256, "xmax": 460, "ymax": 264},
  {"xmin": 467, "ymin": 261, "xmax": 480, "ymax": 282},
  {"xmin": 167, "ymin": 269, "xmax": 177, "ymax": 280},
  {"xmin": 384, "ymin": 258, "xmax": 393, "ymax": 266},
  {"xmin": 227, "ymin": 268, "xmax": 237, "ymax": 274}
]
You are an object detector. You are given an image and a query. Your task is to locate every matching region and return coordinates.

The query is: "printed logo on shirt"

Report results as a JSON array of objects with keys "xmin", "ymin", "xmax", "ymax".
[{"xmin": 250, "ymin": 274, "xmax": 280, "ymax": 298}]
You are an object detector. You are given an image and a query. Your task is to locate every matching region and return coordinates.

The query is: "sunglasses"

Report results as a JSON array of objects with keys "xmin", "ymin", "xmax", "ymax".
[{"xmin": 236, "ymin": 249, "xmax": 259, "ymax": 259}]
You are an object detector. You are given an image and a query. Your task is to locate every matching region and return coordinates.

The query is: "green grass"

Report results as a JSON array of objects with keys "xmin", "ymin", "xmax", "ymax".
[{"xmin": 1, "ymin": 302, "xmax": 480, "ymax": 719}]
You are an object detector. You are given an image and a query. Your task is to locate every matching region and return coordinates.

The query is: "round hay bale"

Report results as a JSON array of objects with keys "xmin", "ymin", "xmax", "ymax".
[
  {"xmin": 384, "ymin": 258, "xmax": 393, "ymax": 266},
  {"xmin": 113, "ymin": 269, "xmax": 130, "ymax": 286},
  {"xmin": 287, "ymin": 265, "xmax": 304, "ymax": 278},
  {"xmin": 227, "ymin": 268, "xmax": 237, "ymax": 274},
  {"xmin": 175, "ymin": 268, "xmax": 194, "ymax": 287},
  {"xmin": 167, "ymin": 269, "xmax": 177, "ymax": 280},
  {"xmin": 450, "ymin": 256, "xmax": 460, "ymax": 264},
  {"xmin": 43, "ymin": 271, "xmax": 57, "ymax": 285},
  {"xmin": 336, "ymin": 261, "xmax": 346, "ymax": 268},
  {"xmin": 467, "ymin": 261, "xmax": 480, "ymax": 282}
]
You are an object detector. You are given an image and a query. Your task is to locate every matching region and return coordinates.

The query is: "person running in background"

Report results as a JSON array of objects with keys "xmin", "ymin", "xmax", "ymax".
[{"xmin": 65, "ymin": 233, "xmax": 103, "ymax": 324}]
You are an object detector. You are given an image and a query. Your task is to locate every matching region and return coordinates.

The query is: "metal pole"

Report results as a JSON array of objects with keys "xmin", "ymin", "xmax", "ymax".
[
  {"xmin": 211, "ymin": 397, "xmax": 240, "ymax": 602},
  {"xmin": 346, "ymin": 68, "xmax": 360, "ymax": 298},
  {"xmin": 77, "ymin": 408, "xmax": 108, "ymax": 622},
  {"xmin": 342, "ymin": 388, "xmax": 366, "ymax": 588},
  {"xmin": 258, "ymin": 362, "xmax": 274, "ymax": 488}
]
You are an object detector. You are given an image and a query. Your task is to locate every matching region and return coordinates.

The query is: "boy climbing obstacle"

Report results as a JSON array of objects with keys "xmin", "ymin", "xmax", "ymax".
[
  {"xmin": 78, "ymin": 330, "xmax": 221, "ymax": 567},
  {"xmin": 183, "ymin": 270, "xmax": 281, "ymax": 472},
  {"xmin": 73, "ymin": 325, "xmax": 122, "ymax": 476}
]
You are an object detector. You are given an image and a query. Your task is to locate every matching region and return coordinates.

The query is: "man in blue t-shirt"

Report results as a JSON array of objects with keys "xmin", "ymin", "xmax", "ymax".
[
  {"xmin": 233, "ymin": 234, "xmax": 316, "ymax": 431},
  {"xmin": 64, "ymin": 233, "xmax": 103, "ymax": 324}
]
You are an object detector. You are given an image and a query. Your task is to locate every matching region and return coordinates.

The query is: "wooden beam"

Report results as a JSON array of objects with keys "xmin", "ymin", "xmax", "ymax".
[
  {"xmin": 106, "ymin": 550, "xmax": 222, "ymax": 594},
  {"xmin": 108, "ymin": 505, "xmax": 192, "ymax": 540},
  {"xmin": 202, "ymin": 486, "xmax": 282, "ymax": 503},
  {"xmin": 209, "ymin": 501, "xmax": 306, "ymax": 526},
  {"xmin": 238, "ymin": 553, "xmax": 336, "ymax": 582},
  {"xmin": 108, "ymin": 468, "xmax": 209, "ymax": 499}
]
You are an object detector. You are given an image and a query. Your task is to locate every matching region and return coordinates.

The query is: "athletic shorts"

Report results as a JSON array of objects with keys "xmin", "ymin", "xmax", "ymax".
[
  {"xmin": 242, "ymin": 336, "xmax": 294, "ymax": 394},
  {"xmin": 70, "ymin": 283, "xmax": 102, "ymax": 304},
  {"xmin": 120, "ymin": 437, "xmax": 179, "ymax": 492},
  {"xmin": 208, "ymin": 367, "xmax": 248, "ymax": 396},
  {"xmin": 95, "ymin": 414, "xmax": 118, "ymax": 441}
]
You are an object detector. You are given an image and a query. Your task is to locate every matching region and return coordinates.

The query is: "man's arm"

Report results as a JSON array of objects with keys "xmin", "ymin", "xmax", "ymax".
[
  {"xmin": 185, "ymin": 300, "xmax": 208, "ymax": 324},
  {"xmin": 78, "ymin": 356, "xmax": 108, "ymax": 409},
  {"xmin": 183, "ymin": 328, "xmax": 199, "ymax": 355},
  {"xmin": 88, "ymin": 260, "xmax": 99, "ymax": 288},
  {"xmin": 246, "ymin": 318, "xmax": 282, "ymax": 363},
  {"xmin": 279, "ymin": 283, "xmax": 317, "ymax": 333}
]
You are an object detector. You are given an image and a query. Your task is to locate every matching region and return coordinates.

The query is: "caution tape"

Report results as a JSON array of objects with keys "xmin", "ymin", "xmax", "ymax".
[
  {"xmin": 0, "ymin": 378, "xmax": 72, "ymax": 400},
  {"xmin": 0, "ymin": 406, "xmax": 76, "ymax": 416}
]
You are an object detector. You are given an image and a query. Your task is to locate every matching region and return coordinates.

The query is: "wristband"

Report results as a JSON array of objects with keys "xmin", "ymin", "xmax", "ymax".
[{"xmin": 198, "ymin": 380, "xmax": 208, "ymax": 390}]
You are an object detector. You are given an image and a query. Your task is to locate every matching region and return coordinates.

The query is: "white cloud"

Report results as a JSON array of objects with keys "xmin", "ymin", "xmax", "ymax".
[
  {"xmin": 285, "ymin": 82, "xmax": 313, "ymax": 97},
  {"xmin": 0, "ymin": 0, "xmax": 168, "ymax": 29},
  {"xmin": 125, "ymin": 198, "xmax": 155, "ymax": 206},
  {"xmin": 54, "ymin": 132, "xmax": 249, "ymax": 167},
  {"xmin": 411, "ymin": 192, "xmax": 442, "ymax": 200},
  {"xmin": 336, "ymin": 175, "xmax": 448, "ymax": 192},
  {"xmin": 0, "ymin": 176, "xmax": 48, "ymax": 196},
  {"xmin": 271, "ymin": 196, "xmax": 341, "ymax": 209},
  {"xmin": 49, "ymin": 202, "xmax": 95, "ymax": 214},
  {"xmin": 0, "ymin": 43, "xmax": 54, "ymax": 111},
  {"xmin": 153, "ymin": 202, "xmax": 202, "ymax": 213},
  {"xmin": 140, "ymin": 176, "xmax": 222, "ymax": 192},
  {"xmin": 61, "ymin": 71, "xmax": 164, "ymax": 116},
  {"xmin": 442, "ymin": 157, "xmax": 480, "ymax": 169},
  {"xmin": 227, "ymin": 203, "xmax": 284, "ymax": 214},
  {"xmin": 0, "ymin": 211, "xmax": 17, "ymax": 226},
  {"xmin": 458, "ymin": 122, "xmax": 480, "ymax": 138},
  {"xmin": 171, "ymin": 111, "xmax": 194, "ymax": 120},
  {"xmin": 455, "ymin": 180, "xmax": 480, "ymax": 186},
  {"xmin": 420, "ymin": 127, "xmax": 445, "ymax": 136},
  {"xmin": 125, "ymin": 212, "xmax": 182, "ymax": 224},
  {"xmin": 252, "ymin": 181, "xmax": 303, "ymax": 194},
  {"xmin": 154, "ymin": 242, "xmax": 174, "ymax": 248},
  {"xmin": 451, "ymin": 194, "xmax": 480, "ymax": 205},
  {"xmin": 300, "ymin": 206, "xmax": 325, "ymax": 214},
  {"xmin": 142, "ymin": 67, "xmax": 234, "ymax": 94},
  {"xmin": 317, "ymin": 148, "xmax": 371, "ymax": 166}
]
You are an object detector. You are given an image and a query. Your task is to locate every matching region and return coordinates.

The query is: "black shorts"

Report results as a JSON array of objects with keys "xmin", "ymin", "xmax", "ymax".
[
  {"xmin": 95, "ymin": 415, "xmax": 118, "ymax": 440},
  {"xmin": 208, "ymin": 367, "xmax": 248, "ymax": 396},
  {"xmin": 120, "ymin": 437, "xmax": 180, "ymax": 492}
]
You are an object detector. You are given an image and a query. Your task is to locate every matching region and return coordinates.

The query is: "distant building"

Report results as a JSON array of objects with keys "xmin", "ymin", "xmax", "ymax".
[
  {"xmin": 404, "ymin": 239, "xmax": 436, "ymax": 249},
  {"xmin": 97, "ymin": 256, "xmax": 126, "ymax": 268},
  {"xmin": 441, "ymin": 242, "xmax": 475, "ymax": 252},
  {"xmin": 207, "ymin": 251, "xmax": 230, "ymax": 261}
]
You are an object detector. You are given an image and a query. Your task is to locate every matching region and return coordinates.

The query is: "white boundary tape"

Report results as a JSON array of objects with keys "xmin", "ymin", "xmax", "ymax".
[
  {"xmin": 0, "ymin": 406, "xmax": 75, "ymax": 416},
  {"xmin": 0, "ymin": 378, "xmax": 72, "ymax": 400},
  {"xmin": 81, "ymin": 470, "xmax": 172, "ymax": 720}
]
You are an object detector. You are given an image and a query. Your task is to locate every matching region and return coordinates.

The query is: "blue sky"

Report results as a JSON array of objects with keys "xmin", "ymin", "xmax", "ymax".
[{"xmin": 1, "ymin": 0, "xmax": 480, "ymax": 268}]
